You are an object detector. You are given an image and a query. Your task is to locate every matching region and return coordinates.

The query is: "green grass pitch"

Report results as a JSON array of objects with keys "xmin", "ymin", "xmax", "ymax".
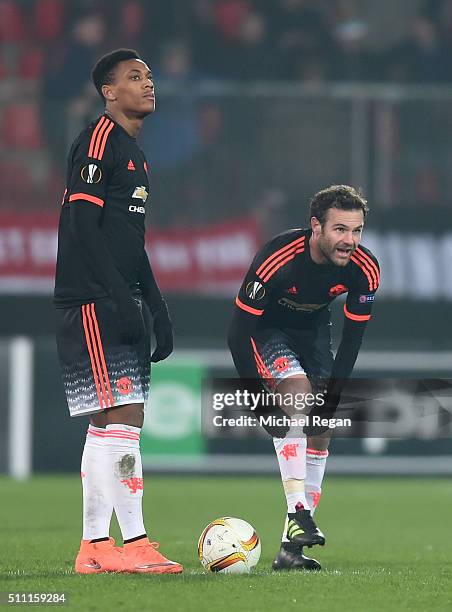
[{"xmin": 1, "ymin": 475, "xmax": 451, "ymax": 611}]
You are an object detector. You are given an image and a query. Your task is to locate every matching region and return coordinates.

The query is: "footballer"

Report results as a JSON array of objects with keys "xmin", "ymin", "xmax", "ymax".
[
  {"xmin": 228, "ymin": 185, "xmax": 380, "ymax": 570},
  {"xmin": 54, "ymin": 49, "xmax": 183, "ymax": 574}
]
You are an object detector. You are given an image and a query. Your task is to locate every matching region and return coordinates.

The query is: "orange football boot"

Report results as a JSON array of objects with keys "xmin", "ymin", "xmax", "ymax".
[
  {"xmin": 75, "ymin": 537, "xmax": 126, "ymax": 574},
  {"xmin": 122, "ymin": 538, "xmax": 183, "ymax": 574}
]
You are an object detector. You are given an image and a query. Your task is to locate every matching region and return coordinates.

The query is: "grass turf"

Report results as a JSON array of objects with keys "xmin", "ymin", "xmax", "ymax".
[{"xmin": 1, "ymin": 476, "xmax": 451, "ymax": 611}]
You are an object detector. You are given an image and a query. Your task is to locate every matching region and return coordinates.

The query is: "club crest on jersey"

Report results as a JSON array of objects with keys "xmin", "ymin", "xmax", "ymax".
[
  {"xmin": 81, "ymin": 164, "xmax": 102, "ymax": 184},
  {"xmin": 328, "ymin": 284, "xmax": 348, "ymax": 297},
  {"xmin": 273, "ymin": 356, "xmax": 290, "ymax": 373},
  {"xmin": 245, "ymin": 281, "xmax": 265, "ymax": 300},
  {"xmin": 132, "ymin": 185, "xmax": 148, "ymax": 202},
  {"xmin": 116, "ymin": 376, "xmax": 133, "ymax": 395}
]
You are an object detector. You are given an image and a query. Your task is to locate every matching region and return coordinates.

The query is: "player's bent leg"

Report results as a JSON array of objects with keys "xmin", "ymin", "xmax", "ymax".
[
  {"xmin": 299, "ymin": 321, "xmax": 334, "ymax": 515},
  {"xmin": 273, "ymin": 376, "xmax": 326, "ymax": 549},
  {"xmin": 90, "ymin": 402, "xmax": 183, "ymax": 574},
  {"xmin": 275, "ymin": 374, "xmax": 312, "ymax": 418},
  {"xmin": 273, "ymin": 376, "xmax": 310, "ymax": 534},
  {"xmin": 233, "ymin": 332, "xmax": 326, "ymax": 563},
  {"xmin": 305, "ymin": 431, "xmax": 332, "ymax": 515}
]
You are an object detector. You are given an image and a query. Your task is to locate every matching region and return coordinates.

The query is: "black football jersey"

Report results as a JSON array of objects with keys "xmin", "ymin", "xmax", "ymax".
[
  {"xmin": 236, "ymin": 228, "xmax": 380, "ymax": 330},
  {"xmin": 54, "ymin": 114, "xmax": 150, "ymax": 306}
]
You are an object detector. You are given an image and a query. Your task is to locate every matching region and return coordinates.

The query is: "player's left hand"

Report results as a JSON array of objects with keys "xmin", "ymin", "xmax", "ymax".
[
  {"xmin": 151, "ymin": 302, "xmax": 173, "ymax": 362},
  {"xmin": 304, "ymin": 391, "xmax": 340, "ymax": 437}
]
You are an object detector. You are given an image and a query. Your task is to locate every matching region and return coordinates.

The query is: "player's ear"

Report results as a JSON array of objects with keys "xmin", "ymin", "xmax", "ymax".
[
  {"xmin": 311, "ymin": 216, "xmax": 321, "ymax": 234},
  {"xmin": 102, "ymin": 84, "xmax": 116, "ymax": 101}
]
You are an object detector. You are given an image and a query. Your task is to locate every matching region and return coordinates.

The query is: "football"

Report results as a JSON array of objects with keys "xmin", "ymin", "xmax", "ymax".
[{"xmin": 198, "ymin": 517, "xmax": 261, "ymax": 574}]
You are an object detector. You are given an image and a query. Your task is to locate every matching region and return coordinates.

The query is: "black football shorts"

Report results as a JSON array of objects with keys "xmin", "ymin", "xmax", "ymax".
[
  {"xmin": 55, "ymin": 297, "xmax": 151, "ymax": 417},
  {"xmin": 246, "ymin": 325, "xmax": 334, "ymax": 391}
]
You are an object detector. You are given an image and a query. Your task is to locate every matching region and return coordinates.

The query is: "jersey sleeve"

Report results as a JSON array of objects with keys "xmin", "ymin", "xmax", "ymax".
[
  {"xmin": 344, "ymin": 247, "xmax": 380, "ymax": 322},
  {"xmin": 235, "ymin": 230, "xmax": 306, "ymax": 317},
  {"xmin": 327, "ymin": 247, "xmax": 380, "ymax": 402},
  {"xmin": 66, "ymin": 116, "xmax": 116, "ymax": 209}
]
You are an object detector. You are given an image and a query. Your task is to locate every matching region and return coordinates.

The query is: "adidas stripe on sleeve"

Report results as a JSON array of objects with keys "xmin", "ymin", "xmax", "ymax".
[
  {"xmin": 235, "ymin": 230, "xmax": 306, "ymax": 317},
  {"xmin": 66, "ymin": 115, "xmax": 116, "ymax": 209},
  {"xmin": 344, "ymin": 246, "xmax": 380, "ymax": 322}
]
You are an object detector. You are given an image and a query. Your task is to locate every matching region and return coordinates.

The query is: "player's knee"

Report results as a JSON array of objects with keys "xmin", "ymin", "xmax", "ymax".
[
  {"xmin": 274, "ymin": 375, "xmax": 312, "ymax": 416},
  {"xmin": 277, "ymin": 375, "xmax": 312, "ymax": 397}
]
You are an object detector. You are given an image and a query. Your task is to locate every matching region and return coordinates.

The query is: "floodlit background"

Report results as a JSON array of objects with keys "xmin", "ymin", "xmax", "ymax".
[{"xmin": 1, "ymin": 0, "xmax": 451, "ymax": 477}]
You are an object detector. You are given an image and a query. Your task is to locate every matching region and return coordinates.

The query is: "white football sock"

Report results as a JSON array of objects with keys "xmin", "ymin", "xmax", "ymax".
[
  {"xmin": 103, "ymin": 424, "xmax": 146, "ymax": 541},
  {"xmin": 81, "ymin": 425, "xmax": 113, "ymax": 540},
  {"xmin": 274, "ymin": 435, "xmax": 308, "ymax": 542},
  {"xmin": 305, "ymin": 448, "xmax": 329, "ymax": 515}
]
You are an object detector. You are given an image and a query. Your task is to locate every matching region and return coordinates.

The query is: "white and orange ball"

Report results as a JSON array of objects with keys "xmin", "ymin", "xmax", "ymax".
[{"xmin": 198, "ymin": 517, "xmax": 261, "ymax": 574}]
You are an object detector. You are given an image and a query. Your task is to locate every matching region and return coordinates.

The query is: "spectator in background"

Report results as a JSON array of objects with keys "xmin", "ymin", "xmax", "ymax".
[
  {"xmin": 385, "ymin": 13, "xmax": 451, "ymax": 83},
  {"xmin": 194, "ymin": 0, "xmax": 276, "ymax": 80},
  {"xmin": 141, "ymin": 39, "xmax": 201, "ymax": 171},
  {"xmin": 139, "ymin": 0, "xmax": 181, "ymax": 60},
  {"xmin": 117, "ymin": 0, "xmax": 145, "ymax": 50},
  {"xmin": 294, "ymin": 55, "xmax": 330, "ymax": 84},
  {"xmin": 140, "ymin": 39, "xmax": 207, "ymax": 226},
  {"xmin": 224, "ymin": 10, "xmax": 274, "ymax": 79},
  {"xmin": 330, "ymin": 18, "xmax": 375, "ymax": 81},
  {"xmin": 328, "ymin": 0, "xmax": 377, "ymax": 82},
  {"xmin": 269, "ymin": 0, "xmax": 333, "ymax": 80},
  {"xmin": 190, "ymin": 0, "xmax": 226, "ymax": 78},
  {"xmin": 40, "ymin": 10, "xmax": 106, "ymax": 172},
  {"xmin": 421, "ymin": 0, "xmax": 452, "ymax": 32},
  {"xmin": 436, "ymin": 0, "xmax": 452, "ymax": 75},
  {"xmin": 251, "ymin": 187, "xmax": 289, "ymax": 240}
]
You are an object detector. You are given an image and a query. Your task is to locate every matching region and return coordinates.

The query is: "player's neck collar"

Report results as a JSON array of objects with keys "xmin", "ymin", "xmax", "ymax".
[{"xmin": 103, "ymin": 111, "xmax": 137, "ymax": 140}]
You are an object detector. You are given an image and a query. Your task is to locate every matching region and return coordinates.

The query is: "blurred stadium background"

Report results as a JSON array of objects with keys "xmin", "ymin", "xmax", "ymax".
[{"xmin": 1, "ymin": 0, "xmax": 452, "ymax": 479}]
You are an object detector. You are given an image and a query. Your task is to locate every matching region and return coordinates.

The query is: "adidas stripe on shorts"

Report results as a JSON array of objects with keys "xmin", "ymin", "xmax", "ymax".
[{"xmin": 55, "ymin": 297, "xmax": 151, "ymax": 417}]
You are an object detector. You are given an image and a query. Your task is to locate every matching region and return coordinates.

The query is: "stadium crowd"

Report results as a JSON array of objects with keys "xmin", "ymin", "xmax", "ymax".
[
  {"xmin": 1, "ymin": 0, "xmax": 451, "ymax": 217},
  {"xmin": 2, "ymin": 0, "xmax": 451, "ymax": 85}
]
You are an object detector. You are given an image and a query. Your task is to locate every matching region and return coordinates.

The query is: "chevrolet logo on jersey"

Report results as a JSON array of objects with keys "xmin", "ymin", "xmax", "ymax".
[
  {"xmin": 81, "ymin": 164, "xmax": 102, "ymax": 184},
  {"xmin": 278, "ymin": 298, "xmax": 327, "ymax": 312},
  {"xmin": 132, "ymin": 186, "xmax": 148, "ymax": 202}
]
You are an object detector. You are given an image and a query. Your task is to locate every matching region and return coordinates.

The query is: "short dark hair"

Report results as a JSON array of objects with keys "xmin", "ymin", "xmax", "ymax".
[
  {"xmin": 310, "ymin": 185, "xmax": 369, "ymax": 225},
  {"xmin": 91, "ymin": 48, "xmax": 141, "ymax": 100}
]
